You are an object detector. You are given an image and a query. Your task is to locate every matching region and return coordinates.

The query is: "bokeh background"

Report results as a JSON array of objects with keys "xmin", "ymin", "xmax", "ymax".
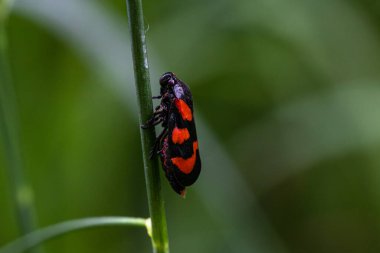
[{"xmin": 1, "ymin": 0, "xmax": 380, "ymax": 252}]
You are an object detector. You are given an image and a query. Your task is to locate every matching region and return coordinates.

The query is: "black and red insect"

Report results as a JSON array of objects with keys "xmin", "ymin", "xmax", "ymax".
[{"xmin": 142, "ymin": 72, "xmax": 201, "ymax": 196}]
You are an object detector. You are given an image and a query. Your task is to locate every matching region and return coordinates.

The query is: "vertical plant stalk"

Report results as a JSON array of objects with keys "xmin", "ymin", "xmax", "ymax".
[
  {"xmin": 125, "ymin": 1, "xmax": 169, "ymax": 253},
  {"xmin": 0, "ymin": 8, "xmax": 42, "ymax": 253}
]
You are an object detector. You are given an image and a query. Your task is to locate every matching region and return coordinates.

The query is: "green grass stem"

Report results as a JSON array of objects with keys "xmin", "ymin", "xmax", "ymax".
[
  {"xmin": 0, "ymin": 217, "xmax": 147, "ymax": 253},
  {"xmin": 125, "ymin": 1, "xmax": 169, "ymax": 252},
  {"xmin": 0, "ymin": 9, "xmax": 42, "ymax": 253}
]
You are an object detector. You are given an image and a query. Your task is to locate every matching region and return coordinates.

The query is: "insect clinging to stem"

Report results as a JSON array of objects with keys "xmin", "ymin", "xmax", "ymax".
[{"xmin": 142, "ymin": 72, "xmax": 201, "ymax": 196}]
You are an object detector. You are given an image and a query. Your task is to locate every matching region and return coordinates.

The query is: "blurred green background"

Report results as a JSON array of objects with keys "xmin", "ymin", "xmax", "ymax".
[{"xmin": 1, "ymin": 0, "xmax": 380, "ymax": 252}]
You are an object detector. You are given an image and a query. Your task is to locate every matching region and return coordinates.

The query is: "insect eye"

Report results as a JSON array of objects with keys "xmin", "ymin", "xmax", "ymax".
[{"xmin": 160, "ymin": 72, "xmax": 175, "ymax": 86}]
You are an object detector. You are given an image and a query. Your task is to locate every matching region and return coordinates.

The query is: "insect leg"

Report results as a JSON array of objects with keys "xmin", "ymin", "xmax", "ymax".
[
  {"xmin": 141, "ymin": 105, "xmax": 166, "ymax": 129},
  {"xmin": 142, "ymin": 114, "xmax": 166, "ymax": 129},
  {"xmin": 150, "ymin": 127, "xmax": 169, "ymax": 158}
]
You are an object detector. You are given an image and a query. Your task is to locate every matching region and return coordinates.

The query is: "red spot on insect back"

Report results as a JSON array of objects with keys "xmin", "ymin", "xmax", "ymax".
[
  {"xmin": 171, "ymin": 141, "xmax": 198, "ymax": 174},
  {"xmin": 172, "ymin": 127, "xmax": 190, "ymax": 144},
  {"xmin": 175, "ymin": 99, "xmax": 192, "ymax": 121}
]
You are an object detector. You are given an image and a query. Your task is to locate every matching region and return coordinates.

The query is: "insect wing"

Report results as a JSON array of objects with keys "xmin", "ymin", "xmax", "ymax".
[
  {"xmin": 167, "ymin": 83, "xmax": 201, "ymax": 186},
  {"xmin": 159, "ymin": 137, "xmax": 186, "ymax": 195}
]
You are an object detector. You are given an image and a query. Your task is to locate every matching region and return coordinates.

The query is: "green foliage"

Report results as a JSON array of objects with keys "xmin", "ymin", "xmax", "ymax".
[
  {"xmin": 0, "ymin": 217, "xmax": 147, "ymax": 253},
  {"xmin": 1, "ymin": 0, "xmax": 380, "ymax": 252}
]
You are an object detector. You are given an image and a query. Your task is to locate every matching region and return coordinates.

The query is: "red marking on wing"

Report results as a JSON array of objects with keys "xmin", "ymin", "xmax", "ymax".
[
  {"xmin": 172, "ymin": 127, "xmax": 190, "ymax": 144},
  {"xmin": 175, "ymin": 99, "xmax": 193, "ymax": 121},
  {"xmin": 171, "ymin": 141, "xmax": 198, "ymax": 174}
]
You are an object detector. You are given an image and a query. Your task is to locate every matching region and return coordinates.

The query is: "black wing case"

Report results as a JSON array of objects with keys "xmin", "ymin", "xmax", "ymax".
[{"xmin": 167, "ymin": 88, "xmax": 201, "ymax": 187}]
